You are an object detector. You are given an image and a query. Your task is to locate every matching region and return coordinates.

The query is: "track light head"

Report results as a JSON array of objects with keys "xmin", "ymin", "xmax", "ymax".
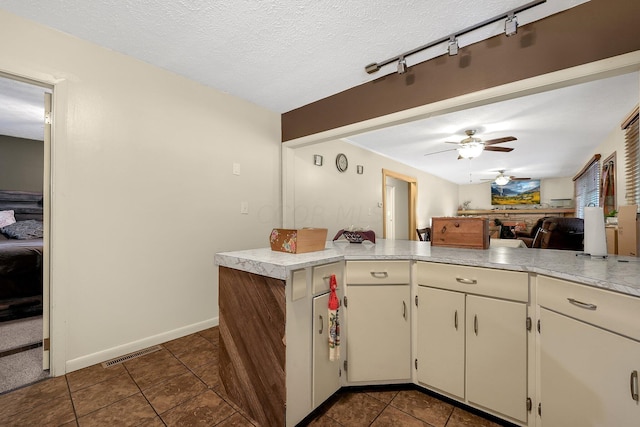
[
  {"xmin": 365, "ymin": 62, "xmax": 380, "ymax": 74},
  {"xmin": 505, "ymin": 13, "xmax": 518, "ymax": 36},
  {"xmin": 448, "ymin": 37, "xmax": 459, "ymax": 56},
  {"xmin": 397, "ymin": 57, "xmax": 407, "ymax": 74}
]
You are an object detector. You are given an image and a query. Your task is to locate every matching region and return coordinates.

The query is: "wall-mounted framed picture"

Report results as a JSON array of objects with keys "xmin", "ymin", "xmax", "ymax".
[
  {"xmin": 313, "ymin": 154, "xmax": 323, "ymax": 166},
  {"xmin": 491, "ymin": 180, "xmax": 541, "ymax": 205}
]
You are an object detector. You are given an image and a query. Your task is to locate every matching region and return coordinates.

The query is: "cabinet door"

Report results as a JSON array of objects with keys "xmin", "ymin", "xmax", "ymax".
[
  {"xmin": 466, "ymin": 295, "xmax": 527, "ymax": 423},
  {"xmin": 312, "ymin": 294, "xmax": 342, "ymax": 408},
  {"xmin": 346, "ymin": 284, "xmax": 410, "ymax": 382},
  {"xmin": 540, "ymin": 308, "xmax": 640, "ymax": 427},
  {"xmin": 416, "ymin": 286, "xmax": 465, "ymax": 399}
]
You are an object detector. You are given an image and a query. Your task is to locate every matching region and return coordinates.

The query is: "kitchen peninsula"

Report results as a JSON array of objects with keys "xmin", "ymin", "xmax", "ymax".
[{"xmin": 215, "ymin": 240, "xmax": 640, "ymax": 427}]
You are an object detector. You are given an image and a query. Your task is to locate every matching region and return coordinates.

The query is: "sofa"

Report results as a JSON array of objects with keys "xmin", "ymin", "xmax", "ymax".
[{"xmin": 517, "ymin": 217, "xmax": 584, "ymax": 251}]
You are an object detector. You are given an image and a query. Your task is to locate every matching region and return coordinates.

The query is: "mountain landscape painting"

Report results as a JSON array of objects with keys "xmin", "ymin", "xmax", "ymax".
[{"xmin": 491, "ymin": 180, "xmax": 541, "ymax": 205}]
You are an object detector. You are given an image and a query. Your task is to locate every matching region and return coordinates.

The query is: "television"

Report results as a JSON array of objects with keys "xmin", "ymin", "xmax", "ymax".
[{"xmin": 491, "ymin": 180, "xmax": 541, "ymax": 206}]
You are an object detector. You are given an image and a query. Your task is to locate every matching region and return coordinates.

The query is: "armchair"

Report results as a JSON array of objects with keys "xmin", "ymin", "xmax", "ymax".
[
  {"xmin": 515, "ymin": 217, "xmax": 549, "ymax": 248},
  {"xmin": 537, "ymin": 217, "xmax": 584, "ymax": 251}
]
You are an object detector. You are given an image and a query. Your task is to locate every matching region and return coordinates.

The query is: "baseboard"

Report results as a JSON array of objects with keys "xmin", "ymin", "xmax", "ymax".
[{"xmin": 65, "ymin": 317, "xmax": 219, "ymax": 373}]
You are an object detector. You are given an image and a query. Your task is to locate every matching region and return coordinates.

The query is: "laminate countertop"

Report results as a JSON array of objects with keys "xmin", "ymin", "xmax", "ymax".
[{"xmin": 214, "ymin": 239, "xmax": 640, "ymax": 297}]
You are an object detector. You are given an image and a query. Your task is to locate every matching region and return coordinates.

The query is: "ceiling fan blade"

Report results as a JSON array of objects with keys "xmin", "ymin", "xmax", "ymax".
[
  {"xmin": 510, "ymin": 177, "xmax": 531, "ymax": 181},
  {"xmin": 484, "ymin": 136, "xmax": 517, "ymax": 145},
  {"xmin": 444, "ymin": 140, "xmax": 460, "ymax": 145},
  {"xmin": 424, "ymin": 147, "xmax": 457, "ymax": 156},
  {"xmin": 484, "ymin": 146, "xmax": 514, "ymax": 152}
]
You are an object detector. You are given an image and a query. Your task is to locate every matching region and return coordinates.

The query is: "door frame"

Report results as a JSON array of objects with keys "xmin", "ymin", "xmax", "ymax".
[
  {"xmin": 382, "ymin": 169, "xmax": 417, "ymax": 240},
  {"xmin": 0, "ymin": 70, "xmax": 60, "ymax": 374}
]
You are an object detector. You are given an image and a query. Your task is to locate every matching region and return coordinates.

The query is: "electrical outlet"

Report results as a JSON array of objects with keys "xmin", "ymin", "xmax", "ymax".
[{"xmin": 233, "ymin": 163, "xmax": 241, "ymax": 175}]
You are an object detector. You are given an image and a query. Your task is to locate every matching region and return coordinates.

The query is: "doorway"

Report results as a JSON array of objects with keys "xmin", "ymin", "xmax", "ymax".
[
  {"xmin": 382, "ymin": 169, "xmax": 417, "ymax": 240},
  {"xmin": 0, "ymin": 73, "xmax": 52, "ymax": 393}
]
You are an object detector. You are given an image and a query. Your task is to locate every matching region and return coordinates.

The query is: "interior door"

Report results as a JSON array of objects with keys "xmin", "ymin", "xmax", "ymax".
[{"xmin": 385, "ymin": 185, "xmax": 395, "ymax": 240}]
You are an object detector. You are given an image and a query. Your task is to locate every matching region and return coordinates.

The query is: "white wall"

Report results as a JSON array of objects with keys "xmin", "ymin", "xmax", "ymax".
[
  {"xmin": 0, "ymin": 11, "xmax": 281, "ymax": 374},
  {"xmin": 292, "ymin": 139, "xmax": 458, "ymax": 238}
]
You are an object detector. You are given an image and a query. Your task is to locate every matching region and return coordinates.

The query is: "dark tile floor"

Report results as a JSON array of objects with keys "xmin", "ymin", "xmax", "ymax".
[{"xmin": 0, "ymin": 326, "xmax": 507, "ymax": 426}]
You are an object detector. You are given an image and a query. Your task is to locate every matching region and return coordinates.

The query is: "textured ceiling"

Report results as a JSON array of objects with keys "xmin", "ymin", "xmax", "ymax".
[
  {"xmin": 3, "ymin": 0, "xmax": 633, "ymax": 187},
  {"xmin": 0, "ymin": 0, "xmax": 587, "ymax": 113}
]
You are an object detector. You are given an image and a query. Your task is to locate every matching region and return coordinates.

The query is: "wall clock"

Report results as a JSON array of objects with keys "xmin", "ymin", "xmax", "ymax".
[{"xmin": 336, "ymin": 153, "xmax": 348, "ymax": 172}]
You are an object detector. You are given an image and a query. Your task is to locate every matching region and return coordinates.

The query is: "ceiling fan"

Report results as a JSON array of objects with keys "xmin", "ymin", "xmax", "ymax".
[
  {"xmin": 482, "ymin": 170, "xmax": 531, "ymax": 185},
  {"xmin": 424, "ymin": 129, "xmax": 517, "ymax": 159}
]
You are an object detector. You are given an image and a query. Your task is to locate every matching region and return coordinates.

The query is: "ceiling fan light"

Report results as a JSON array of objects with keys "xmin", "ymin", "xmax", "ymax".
[
  {"xmin": 495, "ymin": 175, "xmax": 510, "ymax": 185},
  {"xmin": 458, "ymin": 142, "xmax": 484, "ymax": 159}
]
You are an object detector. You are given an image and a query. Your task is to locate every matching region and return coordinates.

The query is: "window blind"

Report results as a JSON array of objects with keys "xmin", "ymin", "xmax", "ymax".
[
  {"xmin": 623, "ymin": 106, "xmax": 639, "ymax": 205},
  {"xmin": 573, "ymin": 154, "xmax": 601, "ymax": 219}
]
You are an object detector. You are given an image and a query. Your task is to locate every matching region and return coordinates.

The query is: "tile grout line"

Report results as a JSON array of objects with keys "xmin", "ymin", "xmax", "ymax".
[{"xmin": 64, "ymin": 375, "xmax": 80, "ymax": 424}]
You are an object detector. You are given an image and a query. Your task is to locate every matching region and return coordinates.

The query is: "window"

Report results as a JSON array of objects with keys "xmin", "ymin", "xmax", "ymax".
[
  {"xmin": 623, "ymin": 106, "xmax": 639, "ymax": 205},
  {"xmin": 573, "ymin": 154, "xmax": 601, "ymax": 219}
]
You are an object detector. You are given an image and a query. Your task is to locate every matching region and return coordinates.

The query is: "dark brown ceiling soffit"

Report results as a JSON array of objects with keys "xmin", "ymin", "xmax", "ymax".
[{"xmin": 281, "ymin": 0, "xmax": 640, "ymax": 142}]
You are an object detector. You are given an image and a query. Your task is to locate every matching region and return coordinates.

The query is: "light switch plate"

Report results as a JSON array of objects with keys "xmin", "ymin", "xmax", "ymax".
[
  {"xmin": 240, "ymin": 201, "xmax": 249, "ymax": 214},
  {"xmin": 233, "ymin": 163, "xmax": 240, "ymax": 175}
]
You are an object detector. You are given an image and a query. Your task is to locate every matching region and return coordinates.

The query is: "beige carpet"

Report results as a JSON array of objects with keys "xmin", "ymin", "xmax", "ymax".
[{"xmin": 0, "ymin": 315, "xmax": 49, "ymax": 394}]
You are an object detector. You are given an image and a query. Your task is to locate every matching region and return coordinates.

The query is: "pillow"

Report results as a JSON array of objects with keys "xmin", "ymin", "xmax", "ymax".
[
  {"xmin": 0, "ymin": 220, "xmax": 43, "ymax": 239},
  {"xmin": 0, "ymin": 210, "xmax": 16, "ymax": 228}
]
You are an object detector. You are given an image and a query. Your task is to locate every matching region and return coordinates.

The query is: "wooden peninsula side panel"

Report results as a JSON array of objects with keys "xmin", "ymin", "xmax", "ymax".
[{"xmin": 219, "ymin": 266, "xmax": 286, "ymax": 426}]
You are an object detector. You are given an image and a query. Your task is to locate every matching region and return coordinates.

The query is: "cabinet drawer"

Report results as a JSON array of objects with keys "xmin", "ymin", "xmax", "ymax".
[
  {"xmin": 417, "ymin": 262, "xmax": 528, "ymax": 302},
  {"xmin": 312, "ymin": 262, "xmax": 344, "ymax": 294},
  {"xmin": 346, "ymin": 261, "xmax": 410, "ymax": 285},
  {"xmin": 537, "ymin": 275, "xmax": 640, "ymax": 341}
]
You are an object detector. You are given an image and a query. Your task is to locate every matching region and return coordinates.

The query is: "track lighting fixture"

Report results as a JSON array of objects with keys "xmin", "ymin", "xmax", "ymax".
[
  {"xmin": 397, "ymin": 56, "xmax": 407, "ymax": 74},
  {"xmin": 364, "ymin": 0, "xmax": 545, "ymax": 75},
  {"xmin": 505, "ymin": 13, "xmax": 518, "ymax": 36},
  {"xmin": 448, "ymin": 37, "xmax": 459, "ymax": 56}
]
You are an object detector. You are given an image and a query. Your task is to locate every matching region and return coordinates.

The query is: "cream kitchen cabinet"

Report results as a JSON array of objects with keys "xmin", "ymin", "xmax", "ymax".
[
  {"xmin": 345, "ymin": 261, "xmax": 411, "ymax": 383},
  {"xmin": 312, "ymin": 293, "xmax": 342, "ymax": 408},
  {"xmin": 311, "ymin": 262, "xmax": 344, "ymax": 409},
  {"xmin": 416, "ymin": 262, "xmax": 530, "ymax": 424},
  {"xmin": 416, "ymin": 286, "xmax": 465, "ymax": 399},
  {"xmin": 538, "ymin": 275, "xmax": 640, "ymax": 427}
]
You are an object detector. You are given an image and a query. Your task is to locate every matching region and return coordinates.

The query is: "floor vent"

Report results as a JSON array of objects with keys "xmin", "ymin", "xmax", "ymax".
[{"xmin": 101, "ymin": 345, "xmax": 162, "ymax": 368}]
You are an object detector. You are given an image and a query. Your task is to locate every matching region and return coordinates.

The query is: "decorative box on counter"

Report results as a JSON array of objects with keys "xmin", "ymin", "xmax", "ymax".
[
  {"xmin": 269, "ymin": 228, "xmax": 328, "ymax": 254},
  {"xmin": 431, "ymin": 217, "xmax": 490, "ymax": 249}
]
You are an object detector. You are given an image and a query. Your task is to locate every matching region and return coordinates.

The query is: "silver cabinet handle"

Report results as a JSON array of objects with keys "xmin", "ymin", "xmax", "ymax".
[
  {"xmin": 319, "ymin": 315, "xmax": 324, "ymax": 335},
  {"xmin": 454, "ymin": 310, "xmax": 458, "ymax": 330},
  {"xmin": 370, "ymin": 271, "xmax": 389, "ymax": 279},
  {"xmin": 631, "ymin": 370, "xmax": 639, "ymax": 402},
  {"xmin": 456, "ymin": 277, "xmax": 477, "ymax": 285},
  {"xmin": 567, "ymin": 298, "xmax": 597, "ymax": 310},
  {"xmin": 474, "ymin": 315, "xmax": 478, "ymax": 335},
  {"xmin": 402, "ymin": 301, "xmax": 407, "ymax": 319}
]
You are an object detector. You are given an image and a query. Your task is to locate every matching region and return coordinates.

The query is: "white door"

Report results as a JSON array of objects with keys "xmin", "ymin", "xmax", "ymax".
[{"xmin": 385, "ymin": 185, "xmax": 395, "ymax": 240}]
